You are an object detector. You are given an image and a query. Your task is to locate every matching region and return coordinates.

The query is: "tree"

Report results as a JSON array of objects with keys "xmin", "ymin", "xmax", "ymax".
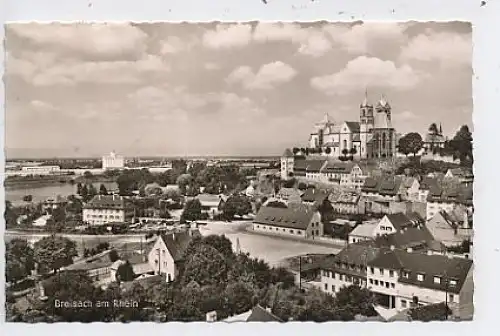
[
  {"xmin": 334, "ymin": 285, "xmax": 377, "ymax": 317},
  {"xmin": 428, "ymin": 123, "xmax": 439, "ymax": 135},
  {"xmin": 181, "ymin": 199, "xmax": 203, "ymax": 222},
  {"xmin": 292, "ymin": 147, "xmax": 300, "ymax": 155},
  {"xmin": 139, "ymin": 185, "xmax": 146, "ymax": 197},
  {"xmin": 398, "ymin": 132, "xmax": 423, "ymax": 156},
  {"xmin": 181, "ymin": 244, "xmax": 228, "ymax": 287},
  {"xmin": 83, "ymin": 171, "xmax": 93, "ymax": 179},
  {"xmin": 6, "ymin": 238, "xmax": 35, "ymax": 283},
  {"xmin": 409, "ymin": 302, "xmax": 451, "ymax": 321},
  {"xmin": 270, "ymin": 267, "xmax": 295, "ymax": 289},
  {"xmin": 76, "ymin": 182, "xmax": 83, "ymax": 196},
  {"xmin": 80, "ymin": 184, "xmax": 89, "ymax": 200},
  {"xmin": 108, "ymin": 249, "xmax": 120, "ymax": 262},
  {"xmin": 116, "ymin": 260, "xmax": 136, "ymax": 282},
  {"xmin": 201, "ymin": 235, "xmax": 234, "ymax": 261},
  {"xmin": 99, "ymin": 184, "xmax": 108, "ymax": 195},
  {"xmin": 222, "ymin": 194, "xmax": 252, "ymax": 219},
  {"xmin": 33, "ymin": 235, "xmax": 78, "ymax": 274},
  {"xmin": 449, "ymin": 125, "xmax": 473, "ymax": 166},
  {"xmin": 225, "ymin": 281, "xmax": 255, "ymax": 315}
]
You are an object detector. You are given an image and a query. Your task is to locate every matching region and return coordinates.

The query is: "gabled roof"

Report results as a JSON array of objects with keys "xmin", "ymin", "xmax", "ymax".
[
  {"xmin": 385, "ymin": 212, "xmax": 424, "ymax": 231},
  {"xmin": 195, "ymin": 193, "xmax": 224, "ymax": 207},
  {"xmin": 301, "ymin": 188, "xmax": 330, "ymax": 203},
  {"xmin": 277, "ymin": 187, "xmax": 303, "ymax": 200},
  {"xmin": 322, "ymin": 161, "xmax": 357, "ymax": 174},
  {"xmin": 282, "ymin": 148, "xmax": 294, "ymax": 157},
  {"xmin": 362, "ymin": 175, "xmax": 403, "ymax": 196},
  {"xmin": 246, "ymin": 305, "xmax": 283, "ymax": 322},
  {"xmin": 305, "ymin": 159, "xmax": 327, "ymax": 173},
  {"xmin": 447, "ymin": 168, "xmax": 474, "ymax": 179},
  {"xmin": 329, "ymin": 190, "xmax": 362, "ymax": 204},
  {"xmin": 83, "ymin": 195, "xmax": 125, "ymax": 210},
  {"xmin": 373, "ymin": 226, "xmax": 444, "ymax": 252},
  {"xmin": 349, "ymin": 223, "xmax": 377, "ymax": 238},
  {"xmin": 427, "ymin": 178, "xmax": 473, "ymax": 205},
  {"xmin": 159, "ymin": 230, "xmax": 200, "ymax": 262},
  {"xmin": 368, "ymin": 249, "xmax": 473, "ymax": 294},
  {"xmin": 322, "ymin": 241, "xmax": 385, "ymax": 272},
  {"xmin": 254, "ymin": 204, "xmax": 318, "ymax": 230},
  {"xmin": 345, "ymin": 121, "xmax": 361, "ymax": 133}
]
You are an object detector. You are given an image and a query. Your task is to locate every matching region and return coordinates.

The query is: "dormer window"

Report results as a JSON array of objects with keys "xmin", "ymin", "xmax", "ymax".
[
  {"xmin": 434, "ymin": 276, "xmax": 441, "ymax": 284},
  {"xmin": 449, "ymin": 279, "xmax": 457, "ymax": 287},
  {"xmin": 417, "ymin": 273, "xmax": 425, "ymax": 282},
  {"xmin": 401, "ymin": 270, "xmax": 410, "ymax": 278}
]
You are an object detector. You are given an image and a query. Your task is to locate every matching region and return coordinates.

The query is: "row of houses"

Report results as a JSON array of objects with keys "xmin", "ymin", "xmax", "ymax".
[{"xmin": 319, "ymin": 242, "xmax": 473, "ymax": 320}]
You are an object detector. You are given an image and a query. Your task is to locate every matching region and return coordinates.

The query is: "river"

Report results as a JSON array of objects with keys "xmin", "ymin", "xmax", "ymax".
[
  {"xmin": 5, "ymin": 222, "xmax": 341, "ymax": 267},
  {"xmin": 5, "ymin": 182, "xmax": 118, "ymax": 205}
]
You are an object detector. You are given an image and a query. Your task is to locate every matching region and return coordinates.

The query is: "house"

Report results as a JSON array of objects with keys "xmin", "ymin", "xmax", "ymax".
[
  {"xmin": 300, "ymin": 188, "xmax": 330, "ymax": 206},
  {"xmin": 417, "ymin": 175, "xmax": 443, "ymax": 203},
  {"xmin": 252, "ymin": 204, "xmax": 322, "ymax": 239},
  {"xmin": 426, "ymin": 178, "xmax": 473, "ymax": 220},
  {"xmin": 321, "ymin": 162, "xmax": 367, "ymax": 189},
  {"xmin": 328, "ymin": 191, "xmax": 365, "ymax": 214},
  {"xmin": 83, "ymin": 195, "xmax": 126, "ymax": 226},
  {"xmin": 109, "ymin": 255, "xmax": 154, "ymax": 282},
  {"xmin": 361, "ymin": 175, "xmax": 406, "ymax": 215},
  {"xmin": 275, "ymin": 187, "xmax": 304, "ymax": 204},
  {"xmin": 373, "ymin": 213, "xmax": 424, "ymax": 237},
  {"xmin": 41, "ymin": 195, "xmax": 67, "ymax": 211},
  {"xmin": 426, "ymin": 206, "xmax": 473, "ymax": 247},
  {"xmin": 366, "ymin": 248, "xmax": 474, "ymax": 320},
  {"xmin": 319, "ymin": 242, "xmax": 383, "ymax": 296},
  {"xmin": 348, "ymin": 223, "xmax": 378, "ymax": 244},
  {"xmin": 219, "ymin": 305, "xmax": 284, "ymax": 322},
  {"xmin": 399, "ymin": 176, "xmax": 420, "ymax": 202},
  {"xmin": 195, "ymin": 193, "xmax": 226, "ymax": 218},
  {"xmin": 304, "ymin": 160, "xmax": 328, "ymax": 181},
  {"xmin": 445, "ymin": 168, "xmax": 473, "ymax": 186},
  {"xmin": 147, "ymin": 229, "xmax": 200, "ymax": 282}
]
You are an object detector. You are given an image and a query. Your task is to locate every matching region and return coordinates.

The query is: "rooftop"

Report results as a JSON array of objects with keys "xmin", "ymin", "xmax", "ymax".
[
  {"xmin": 254, "ymin": 204, "xmax": 318, "ymax": 230},
  {"xmin": 83, "ymin": 195, "xmax": 125, "ymax": 210}
]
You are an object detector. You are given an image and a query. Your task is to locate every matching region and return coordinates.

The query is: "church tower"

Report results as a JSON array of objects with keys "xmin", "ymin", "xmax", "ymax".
[
  {"xmin": 280, "ymin": 148, "xmax": 295, "ymax": 180},
  {"xmin": 359, "ymin": 90, "xmax": 373, "ymax": 159},
  {"xmin": 373, "ymin": 95, "xmax": 395, "ymax": 158}
]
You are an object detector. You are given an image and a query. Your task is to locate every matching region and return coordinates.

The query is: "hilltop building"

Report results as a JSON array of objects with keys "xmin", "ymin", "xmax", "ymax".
[
  {"xmin": 308, "ymin": 93, "xmax": 397, "ymax": 160},
  {"xmin": 83, "ymin": 195, "xmax": 126, "ymax": 226}
]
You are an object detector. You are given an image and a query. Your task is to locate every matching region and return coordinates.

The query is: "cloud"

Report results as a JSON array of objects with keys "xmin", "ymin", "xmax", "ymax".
[
  {"xmin": 30, "ymin": 100, "xmax": 58, "ymax": 112},
  {"xmin": 26, "ymin": 54, "xmax": 169, "ymax": 86},
  {"xmin": 400, "ymin": 32, "xmax": 472, "ymax": 67},
  {"xmin": 160, "ymin": 36, "xmax": 186, "ymax": 54},
  {"xmin": 7, "ymin": 23, "xmax": 148, "ymax": 61},
  {"xmin": 226, "ymin": 61, "xmax": 297, "ymax": 90},
  {"xmin": 324, "ymin": 22, "xmax": 408, "ymax": 54},
  {"xmin": 204, "ymin": 62, "xmax": 220, "ymax": 70},
  {"xmin": 311, "ymin": 56, "xmax": 424, "ymax": 95},
  {"xmin": 202, "ymin": 24, "xmax": 252, "ymax": 49},
  {"xmin": 253, "ymin": 22, "xmax": 332, "ymax": 57}
]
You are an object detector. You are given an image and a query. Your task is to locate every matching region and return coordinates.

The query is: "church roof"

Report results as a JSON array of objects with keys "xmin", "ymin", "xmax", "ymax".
[
  {"xmin": 345, "ymin": 121, "xmax": 361, "ymax": 133},
  {"xmin": 376, "ymin": 96, "xmax": 391, "ymax": 108}
]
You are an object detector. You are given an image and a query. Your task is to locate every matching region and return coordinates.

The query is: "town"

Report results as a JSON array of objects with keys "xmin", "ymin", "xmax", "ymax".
[{"xmin": 5, "ymin": 96, "xmax": 474, "ymax": 322}]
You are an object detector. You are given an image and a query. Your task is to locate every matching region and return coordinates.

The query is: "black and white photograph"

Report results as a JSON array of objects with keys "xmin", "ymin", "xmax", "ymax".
[{"xmin": 4, "ymin": 21, "xmax": 474, "ymax": 323}]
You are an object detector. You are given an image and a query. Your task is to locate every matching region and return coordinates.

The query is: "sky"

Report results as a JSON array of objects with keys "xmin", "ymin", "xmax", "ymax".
[{"xmin": 4, "ymin": 21, "xmax": 473, "ymax": 158}]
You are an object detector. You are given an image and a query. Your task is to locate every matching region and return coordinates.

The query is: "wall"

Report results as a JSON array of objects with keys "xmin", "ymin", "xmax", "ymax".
[
  {"xmin": 320, "ymin": 269, "xmax": 367, "ymax": 296},
  {"xmin": 83, "ymin": 208, "xmax": 125, "ymax": 226},
  {"xmin": 373, "ymin": 216, "xmax": 395, "ymax": 237},
  {"xmin": 427, "ymin": 201, "xmax": 455, "ymax": 220},
  {"xmin": 426, "ymin": 213, "xmax": 463, "ymax": 246},
  {"xmin": 252, "ymin": 223, "xmax": 307, "ymax": 238},
  {"xmin": 148, "ymin": 237, "xmax": 176, "ymax": 282}
]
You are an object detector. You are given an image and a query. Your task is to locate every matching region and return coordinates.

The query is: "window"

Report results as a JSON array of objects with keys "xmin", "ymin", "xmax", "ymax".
[
  {"xmin": 369, "ymin": 279, "xmax": 373, "ymax": 284},
  {"xmin": 339, "ymin": 274, "xmax": 344, "ymax": 281},
  {"xmin": 402, "ymin": 271, "xmax": 410, "ymax": 279},
  {"xmin": 389, "ymin": 270, "xmax": 394, "ymax": 277},
  {"xmin": 391, "ymin": 283, "xmax": 395, "ymax": 288},
  {"xmin": 449, "ymin": 294, "xmax": 455, "ymax": 302},
  {"xmin": 379, "ymin": 268, "xmax": 384, "ymax": 276},
  {"xmin": 449, "ymin": 280, "xmax": 457, "ymax": 287},
  {"xmin": 374, "ymin": 280, "xmax": 379, "ymax": 285},
  {"xmin": 434, "ymin": 276, "xmax": 441, "ymax": 284},
  {"xmin": 401, "ymin": 300, "xmax": 407, "ymax": 308},
  {"xmin": 417, "ymin": 274, "xmax": 425, "ymax": 281},
  {"xmin": 324, "ymin": 283, "xmax": 328, "ymax": 291},
  {"xmin": 385, "ymin": 282, "xmax": 390, "ymax": 288},
  {"xmin": 331, "ymin": 285, "xmax": 335, "ymax": 292},
  {"xmin": 290, "ymin": 230, "xmax": 294, "ymax": 234},
  {"xmin": 370, "ymin": 267, "xmax": 375, "ymax": 274}
]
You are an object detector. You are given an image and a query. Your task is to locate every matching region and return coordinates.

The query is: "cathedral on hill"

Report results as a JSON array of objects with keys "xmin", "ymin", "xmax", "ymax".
[{"xmin": 308, "ymin": 93, "xmax": 397, "ymax": 160}]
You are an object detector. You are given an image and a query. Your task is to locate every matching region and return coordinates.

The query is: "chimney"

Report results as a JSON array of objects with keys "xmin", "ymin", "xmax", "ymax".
[
  {"xmin": 390, "ymin": 245, "xmax": 395, "ymax": 251},
  {"xmin": 406, "ymin": 247, "xmax": 413, "ymax": 253},
  {"xmin": 206, "ymin": 311, "xmax": 217, "ymax": 322}
]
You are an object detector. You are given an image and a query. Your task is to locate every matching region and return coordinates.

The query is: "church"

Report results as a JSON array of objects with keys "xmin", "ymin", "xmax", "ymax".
[{"xmin": 308, "ymin": 93, "xmax": 397, "ymax": 160}]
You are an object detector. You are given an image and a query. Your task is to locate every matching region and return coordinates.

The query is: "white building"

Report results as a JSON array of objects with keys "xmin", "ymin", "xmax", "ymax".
[
  {"xmin": 102, "ymin": 151, "xmax": 125, "ymax": 170},
  {"xmin": 83, "ymin": 195, "xmax": 126, "ymax": 226},
  {"xmin": 147, "ymin": 230, "xmax": 200, "ymax": 283},
  {"xmin": 20, "ymin": 165, "xmax": 61, "ymax": 175}
]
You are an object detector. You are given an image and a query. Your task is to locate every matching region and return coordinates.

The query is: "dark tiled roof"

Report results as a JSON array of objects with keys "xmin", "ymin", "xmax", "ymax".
[
  {"xmin": 352, "ymin": 134, "xmax": 361, "ymax": 142},
  {"xmin": 84, "ymin": 195, "xmax": 125, "ymax": 210},
  {"xmin": 329, "ymin": 190, "xmax": 361, "ymax": 204},
  {"xmin": 301, "ymin": 188, "xmax": 330, "ymax": 203},
  {"xmin": 159, "ymin": 230, "xmax": 200, "ymax": 262},
  {"xmin": 247, "ymin": 305, "xmax": 283, "ymax": 322},
  {"xmin": 277, "ymin": 187, "xmax": 303, "ymax": 200},
  {"xmin": 345, "ymin": 121, "xmax": 361, "ymax": 133},
  {"xmin": 427, "ymin": 179, "xmax": 473, "ymax": 205},
  {"xmin": 385, "ymin": 212, "xmax": 424, "ymax": 231},
  {"xmin": 282, "ymin": 148, "xmax": 294, "ymax": 157},
  {"xmin": 419, "ymin": 176, "xmax": 442, "ymax": 190},
  {"xmin": 447, "ymin": 168, "xmax": 473, "ymax": 179},
  {"xmin": 322, "ymin": 161, "xmax": 356, "ymax": 174},
  {"xmin": 373, "ymin": 226, "xmax": 444, "ymax": 252},
  {"xmin": 321, "ymin": 241, "xmax": 385, "ymax": 273},
  {"xmin": 254, "ymin": 204, "xmax": 318, "ymax": 230},
  {"xmin": 361, "ymin": 175, "xmax": 403, "ymax": 196},
  {"xmin": 368, "ymin": 249, "xmax": 473, "ymax": 294},
  {"xmin": 305, "ymin": 160, "xmax": 327, "ymax": 173}
]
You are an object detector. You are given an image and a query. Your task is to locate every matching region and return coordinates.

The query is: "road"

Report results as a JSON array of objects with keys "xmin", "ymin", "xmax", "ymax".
[{"xmin": 6, "ymin": 222, "xmax": 342, "ymax": 267}]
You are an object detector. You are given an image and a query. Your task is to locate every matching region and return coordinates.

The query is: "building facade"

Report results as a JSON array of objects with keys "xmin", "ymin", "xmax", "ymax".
[
  {"xmin": 82, "ymin": 195, "xmax": 126, "ymax": 226},
  {"xmin": 102, "ymin": 151, "xmax": 125, "ymax": 170},
  {"xmin": 308, "ymin": 94, "xmax": 397, "ymax": 160}
]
